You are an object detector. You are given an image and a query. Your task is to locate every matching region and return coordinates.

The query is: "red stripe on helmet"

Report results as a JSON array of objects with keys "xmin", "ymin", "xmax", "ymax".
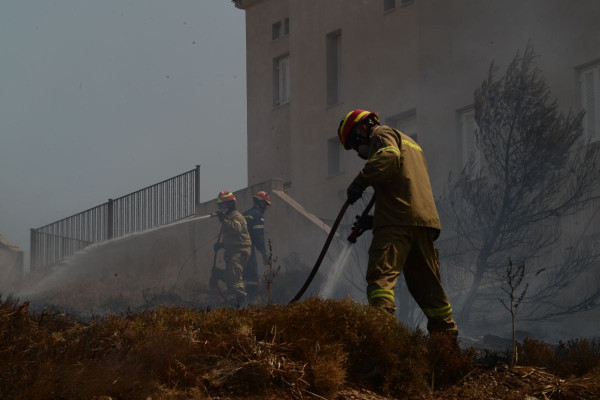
[
  {"xmin": 217, "ymin": 190, "xmax": 236, "ymax": 203},
  {"xmin": 337, "ymin": 109, "xmax": 378, "ymax": 149}
]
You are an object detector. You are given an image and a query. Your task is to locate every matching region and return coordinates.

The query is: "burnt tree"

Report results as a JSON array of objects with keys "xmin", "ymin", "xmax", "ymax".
[{"xmin": 439, "ymin": 44, "xmax": 600, "ymax": 325}]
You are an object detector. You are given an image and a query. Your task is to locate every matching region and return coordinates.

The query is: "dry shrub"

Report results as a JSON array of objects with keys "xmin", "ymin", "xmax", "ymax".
[
  {"xmin": 249, "ymin": 297, "xmax": 431, "ymax": 397},
  {"xmin": 518, "ymin": 337, "xmax": 556, "ymax": 367},
  {"xmin": 517, "ymin": 337, "xmax": 600, "ymax": 379},
  {"xmin": 554, "ymin": 338, "xmax": 600, "ymax": 378},
  {"xmin": 427, "ymin": 332, "xmax": 476, "ymax": 389}
]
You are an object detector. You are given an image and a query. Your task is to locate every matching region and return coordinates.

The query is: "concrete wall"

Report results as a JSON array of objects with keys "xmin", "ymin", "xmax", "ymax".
[
  {"xmin": 244, "ymin": 0, "xmax": 292, "ymax": 187},
  {"xmin": 0, "ymin": 235, "xmax": 24, "ymax": 293},
  {"xmin": 418, "ymin": 0, "xmax": 600, "ymax": 190},
  {"xmin": 236, "ymin": 0, "xmax": 600, "ymax": 220},
  {"xmin": 18, "ymin": 180, "xmax": 365, "ymax": 313}
]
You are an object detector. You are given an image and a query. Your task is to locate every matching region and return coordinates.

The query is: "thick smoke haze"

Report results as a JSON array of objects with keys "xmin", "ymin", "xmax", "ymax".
[{"xmin": 0, "ymin": 1, "xmax": 247, "ymax": 265}]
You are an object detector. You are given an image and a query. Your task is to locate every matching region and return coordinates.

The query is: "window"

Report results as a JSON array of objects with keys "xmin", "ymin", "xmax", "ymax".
[
  {"xmin": 326, "ymin": 30, "xmax": 342, "ymax": 106},
  {"xmin": 272, "ymin": 18, "xmax": 289, "ymax": 40},
  {"xmin": 272, "ymin": 21, "xmax": 281, "ymax": 40},
  {"xmin": 273, "ymin": 55, "xmax": 290, "ymax": 106},
  {"xmin": 328, "ymin": 137, "xmax": 343, "ymax": 176},
  {"xmin": 460, "ymin": 108, "xmax": 481, "ymax": 171},
  {"xmin": 384, "ymin": 0, "xmax": 395, "ymax": 12},
  {"xmin": 581, "ymin": 63, "xmax": 600, "ymax": 143},
  {"xmin": 387, "ymin": 112, "xmax": 417, "ymax": 141}
]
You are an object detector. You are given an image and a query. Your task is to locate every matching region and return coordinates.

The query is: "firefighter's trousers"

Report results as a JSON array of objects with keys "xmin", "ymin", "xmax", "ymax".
[
  {"xmin": 366, "ymin": 225, "xmax": 457, "ymax": 333},
  {"xmin": 224, "ymin": 246, "xmax": 251, "ymax": 306}
]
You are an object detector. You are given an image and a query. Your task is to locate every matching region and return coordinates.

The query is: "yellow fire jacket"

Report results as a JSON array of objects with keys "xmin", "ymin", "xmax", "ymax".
[
  {"xmin": 221, "ymin": 210, "xmax": 252, "ymax": 252},
  {"xmin": 353, "ymin": 125, "xmax": 441, "ymax": 234}
]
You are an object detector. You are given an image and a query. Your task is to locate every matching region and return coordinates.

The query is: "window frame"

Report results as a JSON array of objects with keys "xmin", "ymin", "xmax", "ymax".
[
  {"xmin": 272, "ymin": 21, "xmax": 281, "ymax": 40},
  {"xmin": 326, "ymin": 30, "xmax": 342, "ymax": 107},
  {"xmin": 383, "ymin": 0, "xmax": 396, "ymax": 13},
  {"xmin": 273, "ymin": 54, "xmax": 290, "ymax": 107},
  {"xmin": 580, "ymin": 62, "xmax": 600, "ymax": 144},
  {"xmin": 283, "ymin": 17, "xmax": 289, "ymax": 36}
]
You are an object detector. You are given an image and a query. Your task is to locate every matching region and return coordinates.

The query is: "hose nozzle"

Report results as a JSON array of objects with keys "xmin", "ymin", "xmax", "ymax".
[{"xmin": 347, "ymin": 226, "xmax": 361, "ymax": 243}]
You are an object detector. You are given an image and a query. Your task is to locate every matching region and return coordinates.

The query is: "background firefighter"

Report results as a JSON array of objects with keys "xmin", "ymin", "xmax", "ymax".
[
  {"xmin": 243, "ymin": 191, "xmax": 271, "ymax": 302},
  {"xmin": 211, "ymin": 190, "xmax": 252, "ymax": 307},
  {"xmin": 338, "ymin": 109, "xmax": 458, "ymax": 335}
]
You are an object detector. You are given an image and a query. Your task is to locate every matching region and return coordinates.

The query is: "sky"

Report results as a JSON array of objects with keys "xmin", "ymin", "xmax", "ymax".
[{"xmin": 0, "ymin": 1, "xmax": 247, "ymax": 260}]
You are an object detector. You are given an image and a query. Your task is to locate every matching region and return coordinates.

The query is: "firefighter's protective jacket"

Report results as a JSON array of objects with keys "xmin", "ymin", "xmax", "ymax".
[
  {"xmin": 221, "ymin": 210, "xmax": 252, "ymax": 252},
  {"xmin": 353, "ymin": 125, "xmax": 441, "ymax": 233},
  {"xmin": 243, "ymin": 206, "xmax": 266, "ymax": 255}
]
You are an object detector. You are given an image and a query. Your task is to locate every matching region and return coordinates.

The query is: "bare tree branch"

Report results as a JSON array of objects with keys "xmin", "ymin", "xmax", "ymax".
[{"xmin": 437, "ymin": 43, "xmax": 600, "ymax": 328}]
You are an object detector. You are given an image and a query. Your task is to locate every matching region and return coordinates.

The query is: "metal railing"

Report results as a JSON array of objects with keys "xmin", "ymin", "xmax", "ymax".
[{"xmin": 30, "ymin": 165, "xmax": 200, "ymax": 270}]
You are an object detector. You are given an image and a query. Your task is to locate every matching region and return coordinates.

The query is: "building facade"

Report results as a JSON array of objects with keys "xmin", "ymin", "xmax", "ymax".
[{"xmin": 234, "ymin": 0, "xmax": 600, "ymax": 222}]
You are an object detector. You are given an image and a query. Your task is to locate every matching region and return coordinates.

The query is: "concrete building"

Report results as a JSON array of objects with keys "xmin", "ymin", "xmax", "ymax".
[
  {"xmin": 234, "ymin": 0, "xmax": 600, "ymax": 221},
  {"xmin": 232, "ymin": 0, "xmax": 600, "ymax": 335}
]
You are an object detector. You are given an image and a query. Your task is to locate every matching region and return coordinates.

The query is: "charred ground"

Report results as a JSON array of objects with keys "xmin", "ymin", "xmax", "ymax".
[{"xmin": 1, "ymin": 296, "xmax": 599, "ymax": 399}]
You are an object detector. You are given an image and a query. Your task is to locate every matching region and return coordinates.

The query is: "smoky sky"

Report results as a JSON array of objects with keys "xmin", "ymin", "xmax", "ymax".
[{"xmin": 0, "ymin": 1, "xmax": 247, "ymax": 261}]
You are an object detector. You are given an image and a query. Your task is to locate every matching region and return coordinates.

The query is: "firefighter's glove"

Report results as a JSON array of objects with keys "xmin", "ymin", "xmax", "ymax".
[
  {"xmin": 346, "ymin": 182, "xmax": 365, "ymax": 205},
  {"xmin": 211, "ymin": 211, "xmax": 226, "ymax": 221},
  {"xmin": 213, "ymin": 242, "xmax": 224, "ymax": 252},
  {"xmin": 354, "ymin": 214, "xmax": 374, "ymax": 231}
]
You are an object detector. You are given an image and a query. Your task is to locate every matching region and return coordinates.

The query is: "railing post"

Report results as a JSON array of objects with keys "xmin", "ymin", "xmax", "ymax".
[
  {"xmin": 107, "ymin": 199, "xmax": 114, "ymax": 240},
  {"xmin": 195, "ymin": 164, "xmax": 201, "ymax": 214},
  {"xmin": 30, "ymin": 228, "xmax": 36, "ymax": 272}
]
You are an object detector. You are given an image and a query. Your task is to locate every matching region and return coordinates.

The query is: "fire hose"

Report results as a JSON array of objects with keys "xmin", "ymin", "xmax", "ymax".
[
  {"xmin": 209, "ymin": 230, "xmax": 228, "ymax": 303},
  {"xmin": 289, "ymin": 195, "xmax": 376, "ymax": 303}
]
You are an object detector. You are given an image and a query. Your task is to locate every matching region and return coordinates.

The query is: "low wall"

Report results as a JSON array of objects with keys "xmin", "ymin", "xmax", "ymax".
[
  {"xmin": 18, "ymin": 180, "xmax": 366, "ymax": 313},
  {"xmin": 197, "ymin": 179, "xmax": 335, "ymax": 275},
  {"xmin": 0, "ymin": 235, "xmax": 24, "ymax": 292}
]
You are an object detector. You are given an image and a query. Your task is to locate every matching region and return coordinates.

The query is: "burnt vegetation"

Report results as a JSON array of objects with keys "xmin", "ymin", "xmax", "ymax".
[
  {"xmin": 438, "ymin": 44, "xmax": 600, "ymax": 327},
  {"xmin": 2, "ymin": 296, "xmax": 600, "ymax": 399}
]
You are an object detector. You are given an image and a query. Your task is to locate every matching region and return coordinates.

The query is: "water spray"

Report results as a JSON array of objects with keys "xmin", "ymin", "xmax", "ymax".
[
  {"xmin": 346, "ymin": 196, "xmax": 376, "ymax": 244},
  {"xmin": 171, "ymin": 213, "xmax": 218, "ymax": 291},
  {"xmin": 290, "ymin": 195, "xmax": 375, "ymax": 303}
]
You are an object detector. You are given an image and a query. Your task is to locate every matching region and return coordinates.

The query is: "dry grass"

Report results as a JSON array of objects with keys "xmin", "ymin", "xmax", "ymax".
[
  {"xmin": 0, "ymin": 296, "xmax": 431, "ymax": 399},
  {"xmin": 420, "ymin": 364, "xmax": 600, "ymax": 400},
  {"xmin": 1, "ymin": 295, "xmax": 599, "ymax": 400}
]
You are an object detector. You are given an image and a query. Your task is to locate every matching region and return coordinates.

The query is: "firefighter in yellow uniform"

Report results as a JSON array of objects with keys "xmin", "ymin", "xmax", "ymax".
[
  {"xmin": 338, "ymin": 109, "xmax": 458, "ymax": 335},
  {"xmin": 212, "ymin": 190, "xmax": 252, "ymax": 307}
]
